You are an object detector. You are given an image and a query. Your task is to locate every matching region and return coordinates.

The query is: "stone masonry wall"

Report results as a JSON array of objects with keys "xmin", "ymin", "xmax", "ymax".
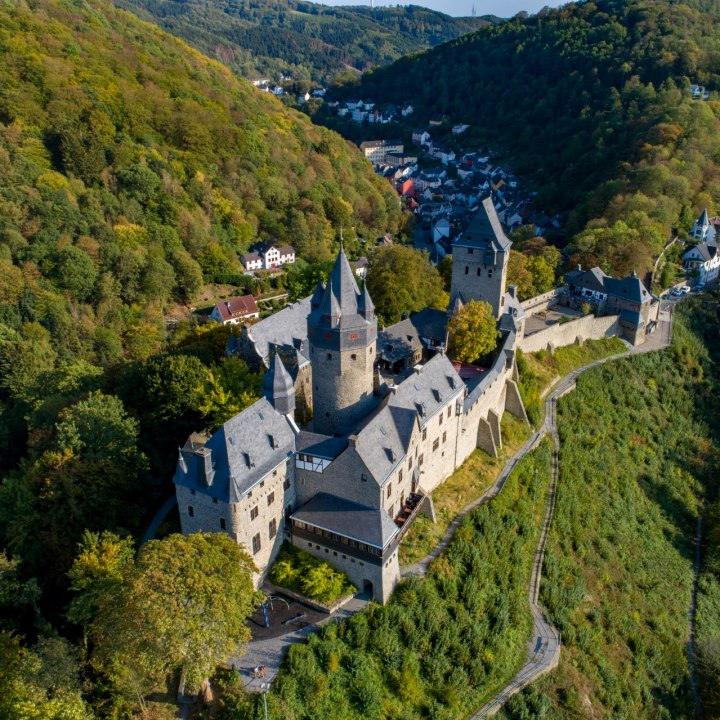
[
  {"xmin": 293, "ymin": 535, "xmax": 401, "ymax": 604},
  {"xmin": 520, "ymin": 287, "xmax": 565, "ymax": 316},
  {"xmin": 519, "ymin": 314, "xmax": 620, "ymax": 354}
]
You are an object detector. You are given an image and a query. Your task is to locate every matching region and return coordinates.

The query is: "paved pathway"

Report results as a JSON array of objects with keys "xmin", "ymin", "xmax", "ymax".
[{"xmin": 235, "ymin": 596, "xmax": 369, "ymax": 691}]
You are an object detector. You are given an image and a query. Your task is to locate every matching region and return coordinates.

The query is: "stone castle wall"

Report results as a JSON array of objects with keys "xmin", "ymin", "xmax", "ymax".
[
  {"xmin": 519, "ymin": 314, "xmax": 620, "ymax": 354},
  {"xmin": 520, "ymin": 287, "xmax": 566, "ymax": 315}
]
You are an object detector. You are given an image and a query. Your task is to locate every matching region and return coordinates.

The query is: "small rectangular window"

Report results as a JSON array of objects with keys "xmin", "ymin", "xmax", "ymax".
[
  {"xmin": 212, "ymin": 497, "xmax": 218, "ymax": 504},
  {"xmin": 433, "ymin": 439, "xmax": 439, "ymax": 451},
  {"xmin": 464, "ymin": 266, "xmax": 469, "ymax": 275},
  {"xmin": 188, "ymin": 506, "xmax": 194, "ymax": 517},
  {"xmin": 267, "ymin": 492, "xmax": 275, "ymax": 506},
  {"xmin": 284, "ymin": 478, "xmax": 291, "ymax": 490},
  {"xmin": 190, "ymin": 489, "xmax": 196, "ymax": 496},
  {"xmin": 387, "ymin": 482, "xmax": 392, "ymax": 498},
  {"xmin": 327, "ymin": 353, "xmax": 332, "ymax": 361},
  {"xmin": 443, "ymin": 431, "xmax": 447, "ymax": 443},
  {"xmin": 252, "ymin": 533, "xmax": 261, "ymax": 554},
  {"xmin": 439, "ymin": 413, "xmax": 443, "ymax": 425},
  {"xmin": 408, "ymin": 457, "xmax": 413, "ymax": 470},
  {"xmin": 361, "ymin": 474, "xmax": 368, "ymax": 482},
  {"xmin": 220, "ymin": 518, "xmax": 226, "ymax": 530},
  {"xmin": 269, "ymin": 519, "xmax": 277, "ymax": 539},
  {"xmin": 476, "ymin": 268, "xmax": 481, "ymax": 276},
  {"xmin": 447, "ymin": 406, "xmax": 451, "ymax": 418},
  {"xmin": 419, "ymin": 455, "xmax": 424, "ymax": 467},
  {"xmin": 250, "ymin": 506, "xmax": 259, "ymax": 520},
  {"xmin": 468, "ymin": 248, "xmax": 474, "ymax": 254},
  {"xmin": 422, "ymin": 429, "xmax": 427, "ymax": 441},
  {"xmin": 399, "ymin": 469, "xmax": 403, "ymax": 483}
]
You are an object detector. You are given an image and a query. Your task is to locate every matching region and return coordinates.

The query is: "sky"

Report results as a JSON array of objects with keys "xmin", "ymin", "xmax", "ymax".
[{"xmin": 311, "ymin": 1, "xmax": 567, "ymax": 18}]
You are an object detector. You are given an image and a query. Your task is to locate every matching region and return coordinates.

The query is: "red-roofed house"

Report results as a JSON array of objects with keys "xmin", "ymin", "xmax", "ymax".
[{"xmin": 210, "ymin": 295, "xmax": 260, "ymax": 325}]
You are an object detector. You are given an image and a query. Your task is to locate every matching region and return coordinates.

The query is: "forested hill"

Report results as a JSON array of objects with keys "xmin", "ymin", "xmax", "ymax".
[
  {"xmin": 113, "ymin": 0, "xmax": 492, "ymax": 83},
  {"xmin": 345, "ymin": 0, "xmax": 720, "ymax": 275},
  {"xmin": 0, "ymin": 0, "xmax": 403, "ymax": 349}
]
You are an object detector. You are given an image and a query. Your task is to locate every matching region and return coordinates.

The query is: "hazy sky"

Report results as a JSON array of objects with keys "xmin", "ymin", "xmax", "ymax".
[{"xmin": 311, "ymin": 1, "xmax": 567, "ymax": 18}]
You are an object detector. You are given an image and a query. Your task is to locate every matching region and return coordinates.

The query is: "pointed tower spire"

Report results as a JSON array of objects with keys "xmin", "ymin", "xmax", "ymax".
[
  {"xmin": 359, "ymin": 283, "xmax": 375, "ymax": 320},
  {"xmin": 319, "ymin": 277, "xmax": 342, "ymax": 328}
]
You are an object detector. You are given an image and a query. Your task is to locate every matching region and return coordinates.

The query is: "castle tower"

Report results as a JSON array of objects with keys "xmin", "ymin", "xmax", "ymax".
[
  {"xmin": 450, "ymin": 197, "xmax": 511, "ymax": 319},
  {"xmin": 308, "ymin": 247, "xmax": 377, "ymax": 434},
  {"xmin": 263, "ymin": 353, "xmax": 296, "ymax": 419}
]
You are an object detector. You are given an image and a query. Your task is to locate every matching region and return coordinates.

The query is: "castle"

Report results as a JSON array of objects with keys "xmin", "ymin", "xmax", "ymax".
[{"xmin": 174, "ymin": 198, "xmax": 660, "ymax": 603}]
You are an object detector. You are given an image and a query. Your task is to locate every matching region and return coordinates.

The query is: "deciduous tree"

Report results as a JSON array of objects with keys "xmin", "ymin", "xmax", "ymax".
[{"xmin": 447, "ymin": 301, "xmax": 498, "ymax": 364}]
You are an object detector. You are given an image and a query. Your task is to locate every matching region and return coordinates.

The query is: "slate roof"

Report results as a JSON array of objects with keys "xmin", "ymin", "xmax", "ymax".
[
  {"xmin": 292, "ymin": 493, "xmax": 399, "ymax": 550},
  {"xmin": 453, "ymin": 196, "xmax": 511, "ymax": 253},
  {"xmin": 408, "ymin": 307, "xmax": 449, "ymax": 344},
  {"xmin": 684, "ymin": 240, "xmax": 718, "ymax": 262},
  {"xmin": 387, "ymin": 353, "xmax": 464, "ymax": 428},
  {"xmin": 245, "ymin": 296, "xmax": 312, "ymax": 365},
  {"xmin": 603, "ymin": 275, "xmax": 652, "ymax": 304},
  {"xmin": 174, "ymin": 398, "xmax": 295, "ymax": 503},
  {"xmin": 214, "ymin": 295, "xmax": 258, "ymax": 321},
  {"xmin": 263, "ymin": 354, "xmax": 294, "ymax": 404},
  {"xmin": 378, "ymin": 319, "xmax": 422, "ymax": 363},
  {"xmin": 309, "ymin": 247, "xmax": 375, "ymax": 331},
  {"xmin": 564, "ymin": 266, "xmax": 608, "ymax": 293},
  {"xmin": 296, "ymin": 431, "xmax": 348, "ymax": 459}
]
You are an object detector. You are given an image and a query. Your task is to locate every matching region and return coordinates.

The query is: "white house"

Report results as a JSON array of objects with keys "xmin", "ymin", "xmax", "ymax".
[
  {"xmin": 260, "ymin": 244, "xmax": 295, "ymax": 269},
  {"xmin": 684, "ymin": 238, "xmax": 719, "ymax": 284},
  {"xmin": 241, "ymin": 252, "xmax": 263, "ymax": 272},
  {"xmin": 401, "ymin": 104, "xmax": 414, "ymax": 117}
]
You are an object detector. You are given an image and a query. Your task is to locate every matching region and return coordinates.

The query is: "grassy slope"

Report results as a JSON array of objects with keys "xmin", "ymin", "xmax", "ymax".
[
  {"xmin": 500, "ymin": 298, "xmax": 719, "ymax": 719},
  {"xmin": 221, "ymin": 442, "xmax": 552, "ymax": 720}
]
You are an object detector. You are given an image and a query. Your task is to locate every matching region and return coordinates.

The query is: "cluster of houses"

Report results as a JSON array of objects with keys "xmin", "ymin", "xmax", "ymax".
[
  {"xmin": 329, "ymin": 99, "xmax": 416, "ymax": 124},
  {"xmin": 241, "ymin": 242, "xmax": 296, "ymax": 273}
]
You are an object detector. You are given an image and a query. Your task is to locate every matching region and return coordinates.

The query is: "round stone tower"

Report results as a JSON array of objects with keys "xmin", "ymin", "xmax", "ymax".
[{"xmin": 308, "ymin": 247, "xmax": 377, "ymax": 435}]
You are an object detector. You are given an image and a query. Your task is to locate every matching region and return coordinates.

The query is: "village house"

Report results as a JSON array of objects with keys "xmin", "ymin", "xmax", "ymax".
[{"xmin": 210, "ymin": 295, "xmax": 260, "ymax": 325}]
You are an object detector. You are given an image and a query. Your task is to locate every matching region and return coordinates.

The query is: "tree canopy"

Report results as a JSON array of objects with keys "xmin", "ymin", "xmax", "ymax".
[
  {"xmin": 447, "ymin": 301, "xmax": 499, "ymax": 364},
  {"xmin": 365, "ymin": 245, "xmax": 448, "ymax": 325},
  {"xmin": 71, "ymin": 532, "xmax": 261, "ymax": 695}
]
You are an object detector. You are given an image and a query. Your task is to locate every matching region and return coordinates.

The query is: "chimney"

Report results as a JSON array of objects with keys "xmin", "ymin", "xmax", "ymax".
[
  {"xmin": 348, "ymin": 434, "xmax": 359, "ymax": 449},
  {"xmin": 577, "ymin": 264, "xmax": 582, "ymax": 272},
  {"xmin": 508, "ymin": 285, "xmax": 518, "ymax": 300}
]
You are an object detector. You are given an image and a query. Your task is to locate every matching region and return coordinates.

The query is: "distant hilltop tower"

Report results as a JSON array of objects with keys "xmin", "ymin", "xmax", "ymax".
[
  {"xmin": 307, "ymin": 247, "xmax": 377, "ymax": 435},
  {"xmin": 450, "ymin": 197, "xmax": 511, "ymax": 319}
]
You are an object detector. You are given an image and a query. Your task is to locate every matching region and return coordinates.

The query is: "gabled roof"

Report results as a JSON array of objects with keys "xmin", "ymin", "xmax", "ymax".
[
  {"xmin": 291, "ymin": 493, "xmax": 399, "ymax": 550},
  {"xmin": 378, "ymin": 319, "xmax": 422, "ymax": 363},
  {"xmin": 387, "ymin": 353, "xmax": 464, "ymax": 429},
  {"xmin": 354, "ymin": 404, "xmax": 418, "ymax": 484},
  {"xmin": 214, "ymin": 295, "xmax": 258, "ymax": 321},
  {"xmin": 603, "ymin": 275, "xmax": 652, "ymax": 304},
  {"xmin": 174, "ymin": 398, "xmax": 295, "ymax": 502},
  {"xmin": 564, "ymin": 266, "xmax": 608, "ymax": 294},
  {"xmin": 245, "ymin": 296, "xmax": 312, "ymax": 366},
  {"xmin": 684, "ymin": 241, "xmax": 717, "ymax": 262},
  {"xmin": 453, "ymin": 197, "xmax": 511, "ymax": 253}
]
